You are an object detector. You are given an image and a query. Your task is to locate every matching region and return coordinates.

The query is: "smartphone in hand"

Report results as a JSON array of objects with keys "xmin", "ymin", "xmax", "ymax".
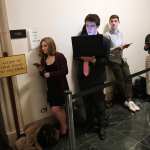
[{"xmin": 33, "ymin": 63, "xmax": 41, "ymax": 67}]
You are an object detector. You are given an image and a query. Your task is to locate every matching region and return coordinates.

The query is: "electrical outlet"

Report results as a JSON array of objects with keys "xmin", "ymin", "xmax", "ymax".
[{"xmin": 41, "ymin": 107, "xmax": 48, "ymax": 113}]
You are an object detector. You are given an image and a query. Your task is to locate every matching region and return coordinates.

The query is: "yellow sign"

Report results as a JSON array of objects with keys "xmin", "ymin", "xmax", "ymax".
[{"xmin": 0, "ymin": 54, "xmax": 27, "ymax": 78}]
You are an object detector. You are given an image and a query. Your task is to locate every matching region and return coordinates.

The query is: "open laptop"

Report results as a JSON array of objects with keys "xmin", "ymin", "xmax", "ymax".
[{"xmin": 71, "ymin": 35, "xmax": 106, "ymax": 58}]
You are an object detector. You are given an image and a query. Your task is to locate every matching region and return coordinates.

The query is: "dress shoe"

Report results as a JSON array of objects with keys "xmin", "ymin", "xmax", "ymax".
[
  {"xmin": 105, "ymin": 101, "xmax": 113, "ymax": 108},
  {"xmin": 97, "ymin": 128, "xmax": 106, "ymax": 140}
]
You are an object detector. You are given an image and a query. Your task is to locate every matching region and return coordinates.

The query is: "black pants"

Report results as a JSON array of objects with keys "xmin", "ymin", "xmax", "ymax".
[
  {"xmin": 78, "ymin": 77, "xmax": 106, "ymax": 129},
  {"xmin": 83, "ymin": 90, "xmax": 106, "ymax": 128}
]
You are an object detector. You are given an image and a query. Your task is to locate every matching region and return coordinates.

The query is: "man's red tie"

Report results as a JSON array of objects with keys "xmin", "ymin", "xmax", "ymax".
[{"xmin": 83, "ymin": 61, "xmax": 89, "ymax": 76}]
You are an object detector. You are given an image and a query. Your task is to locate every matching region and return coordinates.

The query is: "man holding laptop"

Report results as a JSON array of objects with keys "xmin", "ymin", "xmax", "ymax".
[{"xmin": 72, "ymin": 14, "xmax": 110, "ymax": 140}]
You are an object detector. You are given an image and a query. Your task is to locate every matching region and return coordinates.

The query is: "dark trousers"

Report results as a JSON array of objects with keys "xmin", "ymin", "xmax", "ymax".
[
  {"xmin": 110, "ymin": 60, "xmax": 133, "ymax": 100},
  {"xmin": 78, "ymin": 77, "xmax": 106, "ymax": 129},
  {"xmin": 83, "ymin": 90, "xmax": 106, "ymax": 128}
]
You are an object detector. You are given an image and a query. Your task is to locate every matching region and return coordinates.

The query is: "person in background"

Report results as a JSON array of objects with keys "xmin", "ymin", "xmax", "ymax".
[
  {"xmin": 105, "ymin": 15, "xmax": 140, "ymax": 112},
  {"xmin": 75, "ymin": 14, "xmax": 110, "ymax": 140},
  {"xmin": 144, "ymin": 34, "xmax": 150, "ymax": 53},
  {"xmin": 145, "ymin": 34, "xmax": 150, "ymax": 96},
  {"xmin": 34, "ymin": 37, "xmax": 68, "ymax": 136}
]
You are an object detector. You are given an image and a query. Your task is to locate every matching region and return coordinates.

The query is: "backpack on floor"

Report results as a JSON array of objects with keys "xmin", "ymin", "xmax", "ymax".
[{"xmin": 133, "ymin": 76, "xmax": 147, "ymax": 99}]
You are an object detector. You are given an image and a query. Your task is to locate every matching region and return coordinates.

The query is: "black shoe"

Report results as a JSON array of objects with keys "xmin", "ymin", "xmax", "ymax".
[
  {"xmin": 84, "ymin": 122, "xmax": 94, "ymax": 133},
  {"xmin": 97, "ymin": 128, "xmax": 106, "ymax": 140},
  {"xmin": 105, "ymin": 101, "xmax": 113, "ymax": 108}
]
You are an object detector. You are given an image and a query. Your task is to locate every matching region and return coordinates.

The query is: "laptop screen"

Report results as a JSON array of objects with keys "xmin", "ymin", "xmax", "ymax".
[{"xmin": 71, "ymin": 35, "xmax": 106, "ymax": 58}]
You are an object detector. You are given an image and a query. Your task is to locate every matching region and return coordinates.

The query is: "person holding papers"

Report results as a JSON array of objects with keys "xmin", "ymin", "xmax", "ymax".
[
  {"xmin": 75, "ymin": 14, "xmax": 110, "ymax": 140},
  {"xmin": 105, "ymin": 15, "xmax": 140, "ymax": 112}
]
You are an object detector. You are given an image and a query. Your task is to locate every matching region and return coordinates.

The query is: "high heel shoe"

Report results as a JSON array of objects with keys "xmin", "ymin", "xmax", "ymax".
[{"xmin": 60, "ymin": 128, "xmax": 68, "ymax": 139}]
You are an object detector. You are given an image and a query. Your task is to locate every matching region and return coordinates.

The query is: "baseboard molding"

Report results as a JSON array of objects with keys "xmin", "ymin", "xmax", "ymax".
[
  {"xmin": 6, "ymin": 116, "xmax": 52, "ymax": 147},
  {"xmin": 7, "ymin": 128, "xmax": 28, "ymax": 148}
]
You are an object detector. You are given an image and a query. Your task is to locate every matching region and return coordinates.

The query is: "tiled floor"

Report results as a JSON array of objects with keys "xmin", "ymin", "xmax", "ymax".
[{"xmin": 52, "ymin": 98, "xmax": 150, "ymax": 150}]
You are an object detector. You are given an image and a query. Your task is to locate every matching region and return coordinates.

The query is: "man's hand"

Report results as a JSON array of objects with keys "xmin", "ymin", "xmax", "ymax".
[
  {"xmin": 111, "ymin": 46, "xmax": 122, "ymax": 53},
  {"xmin": 90, "ymin": 56, "xmax": 96, "ymax": 63},
  {"xmin": 80, "ymin": 56, "xmax": 96, "ymax": 63},
  {"xmin": 122, "ymin": 43, "xmax": 132, "ymax": 49}
]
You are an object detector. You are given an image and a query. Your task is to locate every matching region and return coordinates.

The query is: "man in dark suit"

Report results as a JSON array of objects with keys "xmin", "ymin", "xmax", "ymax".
[{"xmin": 75, "ymin": 14, "xmax": 110, "ymax": 140}]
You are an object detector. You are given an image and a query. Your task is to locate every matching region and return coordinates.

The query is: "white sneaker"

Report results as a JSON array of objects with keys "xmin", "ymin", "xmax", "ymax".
[
  {"xmin": 124, "ymin": 101, "xmax": 129, "ymax": 107},
  {"xmin": 130, "ymin": 101, "xmax": 140, "ymax": 111},
  {"xmin": 127, "ymin": 101, "xmax": 137, "ymax": 112}
]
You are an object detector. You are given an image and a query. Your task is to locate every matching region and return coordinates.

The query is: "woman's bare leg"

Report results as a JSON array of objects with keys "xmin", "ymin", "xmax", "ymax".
[{"xmin": 51, "ymin": 106, "xmax": 67, "ymax": 135}]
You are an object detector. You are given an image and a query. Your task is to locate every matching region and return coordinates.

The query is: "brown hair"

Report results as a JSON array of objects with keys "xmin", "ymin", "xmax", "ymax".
[
  {"xmin": 85, "ymin": 14, "xmax": 100, "ymax": 26},
  {"xmin": 39, "ymin": 37, "xmax": 56, "ymax": 56},
  {"xmin": 109, "ymin": 15, "xmax": 120, "ymax": 22}
]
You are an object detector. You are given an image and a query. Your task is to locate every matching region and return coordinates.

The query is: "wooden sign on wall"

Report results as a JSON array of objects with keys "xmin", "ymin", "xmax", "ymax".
[{"xmin": 0, "ymin": 54, "xmax": 27, "ymax": 78}]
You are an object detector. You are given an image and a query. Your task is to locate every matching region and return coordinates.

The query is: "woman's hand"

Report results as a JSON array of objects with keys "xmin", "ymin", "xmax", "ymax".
[
  {"xmin": 44, "ymin": 72, "xmax": 50, "ymax": 78},
  {"xmin": 33, "ymin": 63, "xmax": 44, "ymax": 71}
]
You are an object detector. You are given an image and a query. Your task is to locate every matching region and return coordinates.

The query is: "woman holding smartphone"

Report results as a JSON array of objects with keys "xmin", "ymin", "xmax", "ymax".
[{"xmin": 34, "ymin": 37, "xmax": 68, "ymax": 136}]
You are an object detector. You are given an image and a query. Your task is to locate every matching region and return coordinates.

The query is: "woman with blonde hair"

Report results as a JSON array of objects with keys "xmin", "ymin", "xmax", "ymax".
[{"xmin": 35, "ymin": 37, "xmax": 68, "ymax": 136}]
